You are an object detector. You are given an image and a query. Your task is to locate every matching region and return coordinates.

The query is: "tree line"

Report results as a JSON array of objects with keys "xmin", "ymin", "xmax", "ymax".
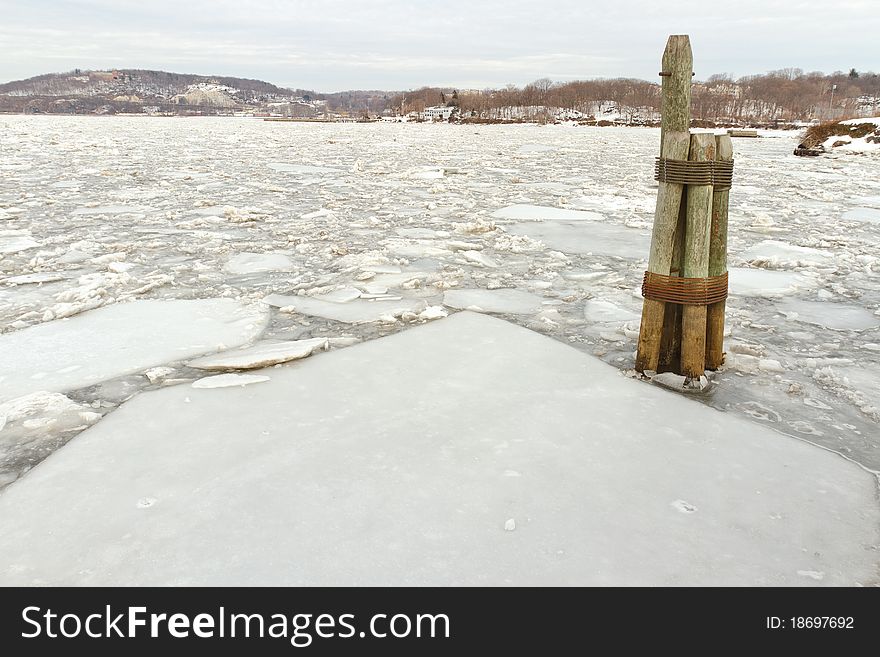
[{"xmin": 385, "ymin": 69, "xmax": 880, "ymax": 124}]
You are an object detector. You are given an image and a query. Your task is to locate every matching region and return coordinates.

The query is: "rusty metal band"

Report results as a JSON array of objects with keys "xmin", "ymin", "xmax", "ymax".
[
  {"xmin": 654, "ymin": 158, "xmax": 734, "ymax": 190},
  {"xmin": 641, "ymin": 270, "xmax": 729, "ymax": 305}
]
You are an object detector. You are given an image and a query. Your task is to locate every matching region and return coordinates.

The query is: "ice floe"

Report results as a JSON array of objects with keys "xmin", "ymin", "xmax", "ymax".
[
  {"xmin": 0, "ymin": 299, "xmax": 268, "ymax": 402},
  {"xmin": 443, "ymin": 288, "xmax": 547, "ymax": 314},
  {"xmin": 264, "ymin": 293, "xmax": 425, "ymax": 323},
  {"xmin": 187, "ymin": 338, "xmax": 329, "ymax": 371},
  {"xmin": 491, "ymin": 204, "xmax": 604, "ymax": 222},
  {"xmin": 225, "ymin": 252, "xmax": 295, "ymax": 275},
  {"xmin": 0, "ymin": 313, "xmax": 875, "ymax": 585}
]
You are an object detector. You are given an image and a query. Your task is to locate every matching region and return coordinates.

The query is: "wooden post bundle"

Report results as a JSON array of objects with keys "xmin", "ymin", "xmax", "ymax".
[
  {"xmin": 679, "ymin": 133, "xmax": 715, "ymax": 379},
  {"xmin": 635, "ymin": 35, "xmax": 733, "ymax": 386},
  {"xmin": 705, "ymin": 134, "xmax": 733, "ymax": 370},
  {"xmin": 635, "ymin": 35, "xmax": 692, "ymax": 374}
]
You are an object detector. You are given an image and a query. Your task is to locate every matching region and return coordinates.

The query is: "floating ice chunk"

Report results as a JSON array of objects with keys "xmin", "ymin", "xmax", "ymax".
[
  {"xmin": 71, "ymin": 205, "xmax": 154, "ymax": 215},
  {"xmin": 443, "ymin": 289, "xmax": 546, "ymax": 314},
  {"xmin": 491, "ymin": 205, "xmax": 604, "ymax": 222},
  {"xmin": 506, "ymin": 221, "xmax": 649, "ymax": 258},
  {"xmin": 267, "ymin": 163, "xmax": 339, "ymax": 174},
  {"xmin": 0, "ymin": 231, "xmax": 39, "ymax": 254},
  {"xmin": 144, "ymin": 367, "xmax": 176, "ymax": 384},
  {"xmin": 187, "ymin": 339, "xmax": 329, "ymax": 371},
  {"xmin": 584, "ymin": 299, "xmax": 640, "ymax": 324},
  {"xmin": 402, "ymin": 166, "xmax": 445, "ymax": 179},
  {"xmin": 841, "ymin": 207, "xmax": 880, "ymax": 223},
  {"xmin": 192, "ymin": 374, "xmax": 270, "ymax": 389},
  {"xmin": 0, "ymin": 299, "xmax": 269, "ymax": 402},
  {"xmin": 263, "ymin": 294, "xmax": 425, "ymax": 324},
  {"xmin": 225, "ymin": 252, "xmax": 295, "ymax": 275},
  {"xmin": 302, "ymin": 208, "xmax": 335, "ymax": 221},
  {"xmin": 776, "ymin": 299, "xmax": 879, "ymax": 331},
  {"xmin": 729, "ymin": 268, "xmax": 815, "ymax": 298},
  {"xmin": 0, "ymin": 313, "xmax": 875, "ymax": 585},
  {"xmin": 504, "ymin": 519, "xmax": 516, "ymax": 531},
  {"xmin": 419, "ymin": 306, "xmax": 448, "ymax": 320},
  {"xmin": 461, "ymin": 250, "xmax": 499, "ymax": 268},
  {"xmin": 316, "ymin": 287, "xmax": 362, "ymax": 303},
  {"xmin": 652, "ymin": 372, "xmax": 710, "ymax": 392},
  {"xmin": 517, "ymin": 143, "xmax": 556, "ymax": 154},
  {"xmin": 396, "ymin": 227, "xmax": 440, "ymax": 239},
  {"xmin": 2, "ymin": 272, "xmax": 65, "ymax": 285},
  {"xmin": 739, "ymin": 241, "xmax": 835, "ymax": 268},
  {"xmin": 358, "ymin": 283, "xmax": 388, "ymax": 296}
]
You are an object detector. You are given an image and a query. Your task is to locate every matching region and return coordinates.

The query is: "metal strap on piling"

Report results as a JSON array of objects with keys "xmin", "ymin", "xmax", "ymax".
[
  {"xmin": 654, "ymin": 158, "xmax": 734, "ymax": 190},
  {"xmin": 641, "ymin": 270, "xmax": 728, "ymax": 305}
]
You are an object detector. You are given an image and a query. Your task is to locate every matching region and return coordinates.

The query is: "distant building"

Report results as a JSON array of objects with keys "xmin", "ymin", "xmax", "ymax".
[{"xmin": 423, "ymin": 106, "xmax": 454, "ymax": 120}]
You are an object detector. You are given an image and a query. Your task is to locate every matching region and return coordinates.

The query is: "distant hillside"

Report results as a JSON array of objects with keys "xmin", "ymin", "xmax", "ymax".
[{"xmin": 0, "ymin": 69, "xmax": 322, "ymax": 116}]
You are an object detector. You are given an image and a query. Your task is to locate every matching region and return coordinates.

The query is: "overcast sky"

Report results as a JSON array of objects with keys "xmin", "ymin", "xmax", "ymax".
[{"xmin": 1, "ymin": 1, "xmax": 878, "ymax": 91}]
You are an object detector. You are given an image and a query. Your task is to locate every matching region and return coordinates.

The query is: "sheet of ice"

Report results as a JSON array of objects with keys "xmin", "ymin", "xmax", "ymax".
[
  {"xmin": 71, "ymin": 205, "xmax": 154, "ymax": 215},
  {"xmin": 187, "ymin": 338, "xmax": 329, "ymax": 371},
  {"xmin": 266, "ymin": 163, "xmax": 340, "ymax": 174},
  {"xmin": 729, "ymin": 268, "xmax": 816, "ymax": 298},
  {"xmin": 777, "ymin": 299, "xmax": 880, "ymax": 331},
  {"xmin": 506, "ymin": 221, "xmax": 650, "ymax": 258},
  {"xmin": 225, "ymin": 252, "xmax": 295, "ymax": 274},
  {"xmin": 0, "ymin": 312, "xmax": 875, "ymax": 586},
  {"xmin": 2, "ymin": 272, "xmax": 66, "ymax": 285},
  {"xmin": 443, "ymin": 288, "xmax": 546, "ymax": 314},
  {"xmin": 263, "ymin": 293, "xmax": 425, "ymax": 323},
  {"xmin": 491, "ymin": 204, "xmax": 604, "ymax": 222},
  {"xmin": 317, "ymin": 287, "xmax": 362, "ymax": 303},
  {"xmin": 0, "ymin": 299, "xmax": 269, "ymax": 402},
  {"xmin": 191, "ymin": 373, "xmax": 270, "ymax": 389},
  {"xmin": 584, "ymin": 299, "xmax": 640, "ymax": 324},
  {"xmin": 841, "ymin": 207, "xmax": 880, "ymax": 223},
  {"xmin": 0, "ymin": 231, "xmax": 39, "ymax": 254},
  {"xmin": 738, "ymin": 240, "xmax": 835, "ymax": 267}
]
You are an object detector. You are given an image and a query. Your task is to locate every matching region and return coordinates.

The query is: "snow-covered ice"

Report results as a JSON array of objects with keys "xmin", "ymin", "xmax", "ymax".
[{"xmin": 0, "ymin": 312, "xmax": 876, "ymax": 586}]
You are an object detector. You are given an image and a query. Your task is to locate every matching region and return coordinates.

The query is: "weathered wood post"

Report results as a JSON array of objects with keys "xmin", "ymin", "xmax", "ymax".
[
  {"xmin": 705, "ymin": 134, "xmax": 733, "ymax": 369},
  {"xmin": 635, "ymin": 36, "xmax": 693, "ymax": 373},
  {"xmin": 679, "ymin": 133, "xmax": 715, "ymax": 379},
  {"xmin": 657, "ymin": 201, "xmax": 686, "ymax": 372}
]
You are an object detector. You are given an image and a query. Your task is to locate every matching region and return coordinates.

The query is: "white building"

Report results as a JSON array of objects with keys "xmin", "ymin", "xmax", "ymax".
[{"xmin": 423, "ymin": 105, "xmax": 455, "ymax": 120}]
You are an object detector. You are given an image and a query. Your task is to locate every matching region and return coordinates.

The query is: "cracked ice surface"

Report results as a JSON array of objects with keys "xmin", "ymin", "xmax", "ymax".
[
  {"xmin": 0, "ymin": 312, "xmax": 876, "ymax": 586},
  {"xmin": 0, "ymin": 116, "xmax": 879, "ymax": 480}
]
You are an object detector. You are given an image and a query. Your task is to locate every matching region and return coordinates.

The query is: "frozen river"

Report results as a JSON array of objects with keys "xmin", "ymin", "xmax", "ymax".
[{"xmin": 1, "ymin": 115, "xmax": 879, "ymax": 487}]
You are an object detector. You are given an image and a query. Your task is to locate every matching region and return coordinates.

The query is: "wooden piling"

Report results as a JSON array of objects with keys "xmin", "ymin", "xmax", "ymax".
[
  {"xmin": 679, "ymin": 133, "xmax": 716, "ymax": 379},
  {"xmin": 657, "ymin": 199, "xmax": 686, "ymax": 372},
  {"xmin": 635, "ymin": 35, "xmax": 693, "ymax": 373},
  {"xmin": 705, "ymin": 134, "xmax": 733, "ymax": 369}
]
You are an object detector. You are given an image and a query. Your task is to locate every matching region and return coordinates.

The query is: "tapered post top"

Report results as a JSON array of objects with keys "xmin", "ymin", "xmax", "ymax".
[{"xmin": 660, "ymin": 35, "xmax": 693, "ymax": 137}]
